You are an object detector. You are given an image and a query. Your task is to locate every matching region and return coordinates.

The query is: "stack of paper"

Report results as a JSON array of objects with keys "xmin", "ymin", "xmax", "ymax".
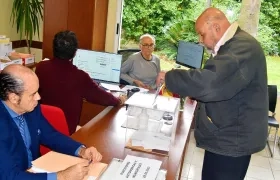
[
  {"xmin": 115, "ymin": 155, "xmax": 162, "ymax": 180},
  {"xmin": 31, "ymin": 151, "xmax": 107, "ymax": 180}
]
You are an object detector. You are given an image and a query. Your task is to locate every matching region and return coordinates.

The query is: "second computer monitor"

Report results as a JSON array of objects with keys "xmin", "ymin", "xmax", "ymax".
[
  {"xmin": 73, "ymin": 49, "xmax": 122, "ymax": 83},
  {"xmin": 176, "ymin": 41, "xmax": 204, "ymax": 69}
]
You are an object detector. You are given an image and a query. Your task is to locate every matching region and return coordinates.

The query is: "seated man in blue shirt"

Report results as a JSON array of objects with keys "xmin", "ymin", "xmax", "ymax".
[{"xmin": 0, "ymin": 64, "xmax": 102, "ymax": 180}]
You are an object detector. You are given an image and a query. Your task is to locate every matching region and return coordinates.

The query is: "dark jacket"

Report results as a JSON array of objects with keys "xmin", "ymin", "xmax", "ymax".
[
  {"xmin": 0, "ymin": 102, "xmax": 82, "ymax": 180},
  {"xmin": 165, "ymin": 28, "xmax": 268, "ymax": 157},
  {"xmin": 35, "ymin": 58, "xmax": 120, "ymax": 134}
]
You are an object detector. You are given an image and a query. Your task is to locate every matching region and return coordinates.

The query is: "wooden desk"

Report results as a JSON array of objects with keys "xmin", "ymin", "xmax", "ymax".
[
  {"xmin": 79, "ymin": 101, "xmax": 107, "ymax": 126},
  {"xmin": 72, "ymin": 102, "xmax": 196, "ymax": 180}
]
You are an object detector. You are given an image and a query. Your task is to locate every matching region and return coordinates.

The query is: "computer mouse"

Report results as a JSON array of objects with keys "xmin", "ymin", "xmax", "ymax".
[{"xmin": 131, "ymin": 87, "xmax": 140, "ymax": 92}]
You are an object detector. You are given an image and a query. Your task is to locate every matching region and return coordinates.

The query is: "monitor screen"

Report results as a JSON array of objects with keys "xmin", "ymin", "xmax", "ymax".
[
  {"xmin": 176, "ymin": 41, "xmax": 204, "ymax": 69},
  {"xmin": 73, "ymin": 49, "xmax": 122, "ymax": 83}
]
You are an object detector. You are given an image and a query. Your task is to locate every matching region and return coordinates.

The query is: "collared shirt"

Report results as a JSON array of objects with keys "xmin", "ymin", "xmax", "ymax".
[
  {"xmin": 212, "ymin": 22, "xmax": 239, "ymax": 57},
  {"xmin": 1, "ymin": 101, "xmax": 56, "ymax": 180}
]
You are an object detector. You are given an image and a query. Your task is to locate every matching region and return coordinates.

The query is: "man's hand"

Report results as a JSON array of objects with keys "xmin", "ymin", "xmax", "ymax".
[
  {"xmin": 118, "ymin": 94, "xmax": 127, "ymax": 105},
  {"xmin": 78, "ymin": 146, "xmax": 102, "ymax": 163},
  {"xmin": 156, "ymin": 71, "xmax": 166, "ymax": 87},
  {"xmin": 57, "ymin": 161, "xmax": 89, "ymax": 180},
  {"xmin": 133, "ymin": 80, "xmax": 149, "ymax": 89}
]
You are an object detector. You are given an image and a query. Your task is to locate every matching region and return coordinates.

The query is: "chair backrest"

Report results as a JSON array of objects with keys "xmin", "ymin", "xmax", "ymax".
[
  {"xmin": 268, "ymin": 85, "xmax": 277, "ymax": 113},
  {"xmin": 40, "ymin": 104, "xmax": 70, "ymax": 155},
  {"xmin": 118, "ymin": 49, "xmax": 140, "ymax": 64},
  {"xmin": 118, "ymin": 49, "xmax": 140, "ymax": 85}
]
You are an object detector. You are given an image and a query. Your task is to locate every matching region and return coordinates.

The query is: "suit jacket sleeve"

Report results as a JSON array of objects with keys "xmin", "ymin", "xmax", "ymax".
[
  {"xmin": 0, "ymin": 128, "xmax": 47, "ymax": 179},
  {"xmin": 165, "ymin": 39, "xmax": 259, "ymax": 102},
  {"xmin": 37, "ymin": 105, "xmax": 83, "ymax": 155}
]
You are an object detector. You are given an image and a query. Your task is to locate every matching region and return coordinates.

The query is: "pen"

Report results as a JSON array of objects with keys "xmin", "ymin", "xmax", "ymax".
[
  {"xmin": 88, "ymin": 159, "xmax": 93, "ymax": 166},
  {"xmin": 110, "ymin": 90, "xmax": 126, "ymax": 93},
  {"xmin": 88, "ymin": 151, "xmax": 93, "ymax": 165}
]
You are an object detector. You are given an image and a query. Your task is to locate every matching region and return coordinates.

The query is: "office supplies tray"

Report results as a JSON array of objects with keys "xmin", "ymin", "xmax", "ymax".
[{"xmin": 99, "ymin": 158, "xmax": 167, "ymax": 180}]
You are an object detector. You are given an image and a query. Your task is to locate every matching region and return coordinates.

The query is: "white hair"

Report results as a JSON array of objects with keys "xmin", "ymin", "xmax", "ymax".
[{"xmin": 139, "ymin": 34, "xmax": 156, "ymax": 44}]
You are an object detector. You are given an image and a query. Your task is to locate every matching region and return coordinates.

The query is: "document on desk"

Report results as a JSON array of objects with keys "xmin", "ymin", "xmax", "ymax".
[
  {"xmin": 115, "ymin": 155, "xmax": 162, "ymax": 180},
  {"xmin": 125, "ymin": 93, "xmax": 179, "ymax": 113},
  {"xmin": 100, "ymin": 83, "xmax": 120, "ymax": 91},
  {"xmin": 31, "ymin": 151, "xmax": 107, "ymax": 180},
  {"xmin": 131, "ymin": 131, "xmax": 171, "ymax": 151}
]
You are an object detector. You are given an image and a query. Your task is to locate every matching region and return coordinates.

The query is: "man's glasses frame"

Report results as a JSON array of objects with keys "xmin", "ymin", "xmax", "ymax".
[{"xmin": 141, "ymin": 43, "xmax": 155, "ymax": 48}]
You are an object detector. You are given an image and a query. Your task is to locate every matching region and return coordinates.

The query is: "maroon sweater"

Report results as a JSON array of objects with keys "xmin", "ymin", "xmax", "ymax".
[{"xmin": 35, "ymin": 58, "xmax": 119, "ymax": 134}]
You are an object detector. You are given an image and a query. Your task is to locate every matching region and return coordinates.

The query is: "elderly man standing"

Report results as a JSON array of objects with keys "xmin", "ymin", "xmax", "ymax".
[
  {"xmin": 157, "ymin": 8, "xmax": 268, "ymax": 180},
  {"xmin": 121, "ymin": 33, "xmax": 161, "ymax": 90},
  {"xmin": 0, "ymin": 64, "xmax": 102, "ymax": 180}
]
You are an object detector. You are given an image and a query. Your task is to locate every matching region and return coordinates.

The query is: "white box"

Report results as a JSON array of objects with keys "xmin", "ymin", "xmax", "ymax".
[
  {"xmin": 0, "ymin": 42, "xmax": 12, "ymax": 56},
  {"xmin": 124, "ymin": 92, "xmax": 180, "ymax": 155},
  {"xmin": 0, "ymin": 59, "xmax": 14, "ymax": 70},
  {"xmin": 9, "ymin": 52, "xmax": 35, "ymax": 65},
  {"xmin": 12, "ymin": 59, "xmax": 23, "ymax": 65},
  {"xmin": 24, "ymin": 56, "xmax": 35, "ymax": 64}
]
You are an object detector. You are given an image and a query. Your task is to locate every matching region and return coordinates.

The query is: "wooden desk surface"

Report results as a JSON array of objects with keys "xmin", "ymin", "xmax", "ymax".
[{"xmin": 72, "ymin": 102, "xmax": 196, "ymax": 180}]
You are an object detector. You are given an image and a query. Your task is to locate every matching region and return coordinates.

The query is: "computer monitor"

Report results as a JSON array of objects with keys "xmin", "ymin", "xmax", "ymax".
[
  {"xmin": 73, "ymin": 49, "xmax": 122, "ymax": 84},
  {"xmin": 176, "ymin": 41, "xmax": 204, "ymax": 69}
]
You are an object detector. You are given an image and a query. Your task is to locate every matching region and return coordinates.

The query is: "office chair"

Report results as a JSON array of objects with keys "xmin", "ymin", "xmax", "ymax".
[
  {"xmin": 40, "ymin": 104, "xmax": 70, "ymax": 155},
  {"xmin": 118, "ymin": 49, "xmax": 140, "ymax": 63},
  {"xmin": 267, "ymin": 85, "xmax": 279, "ymax": 157},
  {"xmin": 118, "ymin": 49, "xmax": 140, "ymax": 85}
]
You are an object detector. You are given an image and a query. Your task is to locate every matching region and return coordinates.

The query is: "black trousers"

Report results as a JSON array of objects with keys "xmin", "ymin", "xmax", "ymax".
[{"xmin": 202, "ymin": 151, "xmax": 251, "ymax": 180}]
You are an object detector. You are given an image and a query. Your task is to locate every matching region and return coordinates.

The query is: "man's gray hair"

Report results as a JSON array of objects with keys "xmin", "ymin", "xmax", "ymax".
[
  {"xmin": 139, "ymin": 34, "xmax": 156, "ymax": 44},
  {"xmin": 0, "ymin": 73, "xmax": 25, "ymax": 100}
]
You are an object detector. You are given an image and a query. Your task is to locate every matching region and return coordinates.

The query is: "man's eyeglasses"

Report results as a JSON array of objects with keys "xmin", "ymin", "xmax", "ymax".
[{"xmin": 141, "ymin": 44, "xmax": 155, "ymax": 48}]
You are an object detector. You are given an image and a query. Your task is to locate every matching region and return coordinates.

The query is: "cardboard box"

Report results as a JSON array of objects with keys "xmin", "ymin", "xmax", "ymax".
[{"xmin": 9, "ymin": 52, "xmax": 35, "ymax": 65}]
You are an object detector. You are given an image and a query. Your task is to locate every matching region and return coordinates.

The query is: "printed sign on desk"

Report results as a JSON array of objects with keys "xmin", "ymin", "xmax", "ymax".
[{"xmin": 115, "ymin": 155, "xmax": 162, "ymax": 180}]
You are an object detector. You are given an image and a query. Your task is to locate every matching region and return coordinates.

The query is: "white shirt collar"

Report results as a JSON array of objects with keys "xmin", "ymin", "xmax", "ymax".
[{"xmin": 212, "ymin": 22, "xmax": 239, "ymax": 57}]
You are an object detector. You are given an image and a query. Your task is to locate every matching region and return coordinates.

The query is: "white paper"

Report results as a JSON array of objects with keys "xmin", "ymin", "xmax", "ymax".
[
  {"xmin": 100, "ymin": 83, "xmax": 120, "ymax": 91},
  {"xmin": 125, "ymin": 93, "xmax": 179, "ymax": 113},
  {"xmin": 31, "ymin": 166, "xmax": 50, "ymax": 173},
  {"xmin": 130, "ymin": 131, "xmax": 171, "ymax": 151},
  {"xmin": 88, "ymin": 176, "xmax": 97, "ymax": 180},
  {"xmin": 115, "ymin": 155, "xmax": 162, "ymax": 180},
  {"xmin": 99, "ymin": 158, "xmax": 166, "ymax": 180}
]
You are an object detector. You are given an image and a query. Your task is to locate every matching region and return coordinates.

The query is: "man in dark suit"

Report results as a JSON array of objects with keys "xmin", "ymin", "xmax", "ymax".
[
  {"xmin": 156, "ymin": 7, "xmax": 267, "ymax": 180},
  {"xmin": 0, "ymin": 64, "xmax": 102, "ymax": 180}
]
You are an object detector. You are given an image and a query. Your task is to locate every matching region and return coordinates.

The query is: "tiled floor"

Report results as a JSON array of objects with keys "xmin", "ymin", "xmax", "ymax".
[{"xmin": 176, "ymin": 131, "xmax": 280, "ymax": 180}]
